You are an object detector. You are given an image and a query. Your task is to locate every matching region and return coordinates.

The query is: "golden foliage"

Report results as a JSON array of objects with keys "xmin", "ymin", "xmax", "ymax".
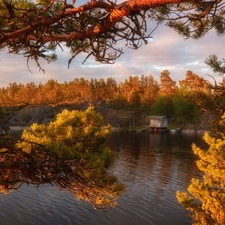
[
  {"xmin": 177, "ymin": 113, "xmax": 225, "ymax": 225},
  {"xmin": 0, "ymin": 107, "xmax": 124, "ymax": 209}
]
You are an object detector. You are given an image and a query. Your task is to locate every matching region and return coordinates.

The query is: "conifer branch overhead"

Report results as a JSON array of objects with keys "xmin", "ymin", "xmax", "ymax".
[{"xmin": 0, "ymin": 0, "xmax": 224, "ymax": 67}]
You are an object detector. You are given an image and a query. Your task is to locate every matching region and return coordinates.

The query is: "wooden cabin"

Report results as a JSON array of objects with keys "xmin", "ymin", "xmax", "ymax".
[{"xmin": 146, "ymin": 116, "xmax": 168, "ymax": 133}]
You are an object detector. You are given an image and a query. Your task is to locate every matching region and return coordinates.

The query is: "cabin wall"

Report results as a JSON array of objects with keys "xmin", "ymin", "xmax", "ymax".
[
  {"xmin": 148, "ymin": 117, "xmax": 168, "ymax": 128},
  {"xmin": 150, "ymin": 119, "xmax": 161, "ymax": 127}
]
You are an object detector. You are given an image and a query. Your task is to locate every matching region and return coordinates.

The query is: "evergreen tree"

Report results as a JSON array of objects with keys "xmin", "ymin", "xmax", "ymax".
[
  {"xmin": 150, "ymin": 95, "xmax": 174, "ymax": 117},
  {"xmin": 1, "ymin": 107, "xmax": 124, "ymax": 209},
  {"xmin": 0, "ymin": 0, "xmax": 224, "ymax": 67},
  {"xmin": 158, "ymin": 70, "xmax": 176, "ymax": 96},
  {"xmin": 173, "ymin": 92, "xmax": 201, "ymax": 125},
  {"xmin": 176, "ymin": 113, "xmax": 225, "ymax": 225},
  {"xmin": 179, "ymin": 70, "xmax": 211, "ymax": 94},
  {"xmin": 140, "ymin": 75, "xmax": 159, "ymax": 107},
  {"xmin": 0, "ymin": 106, "xmax": 6, "ymax": 125},
  {"xmin": 205, "ymin": 55, "xmax": 225, "ymax": 76},
  {"xmin": 17, "ymin": 106, "xmax": 110, "ymax": 159}
]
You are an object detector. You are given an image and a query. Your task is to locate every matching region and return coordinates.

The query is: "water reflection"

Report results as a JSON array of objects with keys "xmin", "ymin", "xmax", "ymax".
[
  {"xmin": 0, "ymin": 135, "xmax": 124, "ymax": 210},
  {"xmin": 106, "ymin": 131, "xmax": 205, "ymax": 225},
  {"xmin": 0, "ymin": 131, "xmax": 206, "ymax": 225}
]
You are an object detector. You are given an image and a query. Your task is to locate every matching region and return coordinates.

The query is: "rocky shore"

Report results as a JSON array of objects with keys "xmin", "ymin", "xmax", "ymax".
[{"xmin": 2, "ymin": 104, "xmax": 212, "ymax": 134}]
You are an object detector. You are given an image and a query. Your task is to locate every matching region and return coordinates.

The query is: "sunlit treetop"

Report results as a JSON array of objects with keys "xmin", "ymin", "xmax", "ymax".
[
  {"xmin": 177, "ymin": 113, "xmax": 225, "ymax": 224},
  {"xmin": 0, "ymin": 107, "xmax": 124, "ymax": 209},
  {"xmin": 0, "ymin": 0, "xmax": 224, "ymax": 70}
]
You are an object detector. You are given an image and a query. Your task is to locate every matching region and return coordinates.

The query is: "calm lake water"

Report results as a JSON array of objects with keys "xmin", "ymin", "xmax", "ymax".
[{"xmin": 0, "ymin": 130, "xmax": 208, "ymax": 225}]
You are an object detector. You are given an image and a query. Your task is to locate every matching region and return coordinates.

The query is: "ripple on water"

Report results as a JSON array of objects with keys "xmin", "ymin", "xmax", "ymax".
[{"xmin": 0, "ymin": 132, "xmax": 202, "ymax": 225}]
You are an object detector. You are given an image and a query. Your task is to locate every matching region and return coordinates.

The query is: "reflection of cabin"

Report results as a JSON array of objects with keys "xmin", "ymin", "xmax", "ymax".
[{"xmin": 146, "ymin": 116, "xmax": 168, "ymax": 133}]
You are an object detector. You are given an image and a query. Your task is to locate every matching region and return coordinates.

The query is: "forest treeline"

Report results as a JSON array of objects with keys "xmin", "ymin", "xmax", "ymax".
[{"xmin": 0, "ymin": 70, "xmax": 224, "ymax": 125}]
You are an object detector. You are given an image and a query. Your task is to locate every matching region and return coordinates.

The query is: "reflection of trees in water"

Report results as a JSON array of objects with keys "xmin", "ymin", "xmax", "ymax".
[
  {"xmin": 107, "ymin": 131, "xmax": 201, "ymax": 202},
  {"xmin": 107, "ymin": 131, "xmax": 157, "ymax": 185}
]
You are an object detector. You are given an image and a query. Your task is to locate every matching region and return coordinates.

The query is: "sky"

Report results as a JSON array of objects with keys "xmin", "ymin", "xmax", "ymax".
[{"xmin": 0, "ymin": 1, "xmax": 224, "ymax": 88}]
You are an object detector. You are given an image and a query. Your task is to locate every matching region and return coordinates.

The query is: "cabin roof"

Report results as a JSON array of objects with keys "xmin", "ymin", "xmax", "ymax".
[{"xmin": 146, "ymin": 116, "xmax": 167, "ymax": 120}]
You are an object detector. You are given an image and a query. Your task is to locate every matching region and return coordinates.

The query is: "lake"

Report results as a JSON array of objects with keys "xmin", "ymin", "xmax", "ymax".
[{"xmin": 0, "ymin": 130, "xmax": 207, "ymax": 225}]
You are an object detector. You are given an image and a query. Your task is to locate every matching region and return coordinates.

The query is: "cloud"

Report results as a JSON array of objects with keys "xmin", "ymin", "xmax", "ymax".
[{"xmin": 112, "ymin": 25, "xmax": 225, "ymax": 83}]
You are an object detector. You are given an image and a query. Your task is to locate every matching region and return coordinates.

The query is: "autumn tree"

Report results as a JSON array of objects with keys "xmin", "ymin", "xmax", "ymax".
[
  {"xmin": 178, "ymin": 71, "xmax": 212, "ymax": 114},
  {"xmin": 172, "ymin": 71, "xmax": 210, "ymax": 124},
  {"xmin": 179, "ymin": 71, "xmax": 211, "ymax": 94},
  {"xmin": 40, "ymin": 79, "xmax": 63, "ymax": 104},
  {"xmin": 178, "ymin": 56, "xmax": 225, "ymax": 132},
  {"xmin": 75, "ymin": 78, "xmax": 93, "ymax": 102},
  {"xmin": 16, "ymin": 82, "xmax": 37, "ymax": 105},
  {"xmin": 119, "ymin": 76, "xmax": 142, "ymax": 107},
  {"xmin": 158, "ymin": 70, "xmax": 177, "ymax": 96},
  {"xmin": 139, "ymin": 75, "xmax": 159, "ymax": 107},
  {"xmin": 7, "ymin": 82, "xmax": 19, "ymax": 106},
  {"xmin": 104, "ymin": 77, "xmax": 118, "ymax": 104},
  {"xmin": 0, "ymin": 0, "xmax": 224, "ymax": 69},
  {"xmin": 0, "ymin": 88, "xmax": 10, "ymax": 106}
]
